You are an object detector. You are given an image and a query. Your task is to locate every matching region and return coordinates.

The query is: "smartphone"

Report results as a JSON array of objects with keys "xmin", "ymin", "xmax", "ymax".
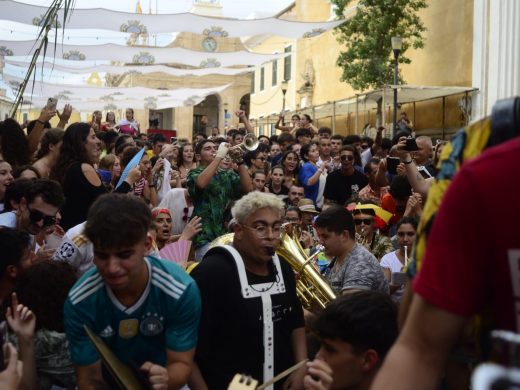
[
  {"xmin": 404, "ymin": 137, "xmax": 420, "ymax": 151},
  {"xmin": 0, "ymin": 321, "xmax": 7, "ymax": 371},
  {"xmin": 45, "ymin": 97, "xmax": 58, "ymax": 111},
  {"xmin": 387, "ymin": 157, "xmax": 400, "ymax": 175},
  {"xmin": 170, "ymin": 137, "xmax": 177, "ymax": 144}
]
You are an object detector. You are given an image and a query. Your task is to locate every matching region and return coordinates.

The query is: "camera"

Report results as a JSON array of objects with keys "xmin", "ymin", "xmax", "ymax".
[{"xmin": 404, "ymin": 137, "xmax": 419, "ymax": 151}]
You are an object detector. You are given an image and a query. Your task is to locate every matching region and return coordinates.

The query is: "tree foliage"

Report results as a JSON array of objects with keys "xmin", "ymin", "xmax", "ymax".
[{"xmin": 331, "ymin": 0, "xmax": 428, "ymax": 91}]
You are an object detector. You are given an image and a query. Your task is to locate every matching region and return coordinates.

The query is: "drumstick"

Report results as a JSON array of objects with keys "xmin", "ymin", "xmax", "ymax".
[{"xmin": 256, "ymin": 359, "xmax": 308, "ymax": 390}]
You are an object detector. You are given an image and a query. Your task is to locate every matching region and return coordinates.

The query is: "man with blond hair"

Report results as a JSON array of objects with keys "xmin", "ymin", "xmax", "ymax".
[{"xmin": 190, "ymin": 192, "xmax": 306, "ymax": 389}]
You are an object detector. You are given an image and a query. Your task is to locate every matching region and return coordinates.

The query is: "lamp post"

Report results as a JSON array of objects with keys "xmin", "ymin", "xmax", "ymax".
[
  {"xmin": 281, "ymin": 79, "xmax": 288, "ymax": 125},
  {"xmin": 391, "ymin": 36, "xmax": 402, "ymax": 138},
  {"xmin": 223, "ymin": 102, "xmax": 229, "ymax": 129}
]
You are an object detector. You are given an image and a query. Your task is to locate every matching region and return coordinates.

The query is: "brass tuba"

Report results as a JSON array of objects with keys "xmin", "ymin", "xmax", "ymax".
[{"xmin": 209, "ymin": 228, "xmax": 336, "ymax": 310}]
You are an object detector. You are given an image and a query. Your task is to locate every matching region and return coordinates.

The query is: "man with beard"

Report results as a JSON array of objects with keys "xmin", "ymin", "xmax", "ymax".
[
  {"xmin": 323, "ymin": 146, "xmax": 368, "ymax": 206},
  {"xmin": 190, "ymin": 192, "xmax": 306, "ymax": 389}
]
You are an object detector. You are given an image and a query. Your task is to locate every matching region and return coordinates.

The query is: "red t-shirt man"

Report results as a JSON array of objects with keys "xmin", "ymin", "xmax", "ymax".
[{"xmin": 414, "ymin": 136, "xmax": 520, "ymax": 332}]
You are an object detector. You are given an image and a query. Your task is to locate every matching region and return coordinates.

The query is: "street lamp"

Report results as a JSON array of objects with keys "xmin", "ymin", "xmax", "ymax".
[
  {"xmin": 280, "ymin": 79, "xmax": 288, "ymax": 125},
  {"xmin": 391, "ymin": 36, "xmax": 403, "ymax": 138},
  {"xmin": 223, "ymin": 102, "xmax": 229, "ymax": 128}
]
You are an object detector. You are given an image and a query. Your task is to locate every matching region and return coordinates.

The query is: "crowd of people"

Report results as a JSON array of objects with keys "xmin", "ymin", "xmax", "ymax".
[{"xmin": 0, "ymin": 101, "xmax": 515, "ymax": 390}]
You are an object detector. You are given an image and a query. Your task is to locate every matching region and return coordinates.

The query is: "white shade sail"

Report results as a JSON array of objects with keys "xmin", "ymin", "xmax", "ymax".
[
  {"xmin": 0, "ymin": 40, "xmax": 284, "ymax": 67},
  {"xmin": 0, "ymin": 0, "xmax": 344, "ymax": 38},
  {"xmin": 4, "ymin": 59, "xmax": 252, "ymax": 76}
]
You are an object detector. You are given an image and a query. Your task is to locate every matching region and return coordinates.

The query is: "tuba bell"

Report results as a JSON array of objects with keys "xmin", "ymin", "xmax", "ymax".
[{"xmin": 209, "ymin": 228, "xmax": 336, "ymax": 310}]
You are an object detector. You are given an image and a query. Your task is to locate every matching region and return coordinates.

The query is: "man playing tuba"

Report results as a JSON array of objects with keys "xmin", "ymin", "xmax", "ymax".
[{"xmin": 190, "ymin": 192, "xmax": 307, "ymax": 390}]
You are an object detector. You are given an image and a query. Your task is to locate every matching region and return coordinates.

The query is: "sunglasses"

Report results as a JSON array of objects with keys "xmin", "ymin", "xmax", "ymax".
[
  {"xmin": 354, "ymin": 218, "xmax": 373, "ymax": 225},
  {"xmin": 28, "ymin": 207, "xmax": 57, "ymax": 227},
  {"xmin": 397, "ymin": 232, "xmax": 416, "ymax": 237},
  {"xmin": 340, "ymin": 155, "xmax": 354, "ymax": 162}
]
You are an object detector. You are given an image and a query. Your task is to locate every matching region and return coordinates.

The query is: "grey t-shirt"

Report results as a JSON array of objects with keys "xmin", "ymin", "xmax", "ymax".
[{"xmin": 324, "ymin": 243, "xmax": 389, "ymax": 295}]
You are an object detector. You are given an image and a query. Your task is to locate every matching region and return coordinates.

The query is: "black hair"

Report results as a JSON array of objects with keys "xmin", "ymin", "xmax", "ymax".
[
  {"xmin": 391, "ymin": 130, "xmax": 411, "ymax": 146},
  {"xmin": 35, "ymin": 128, "xmax": 64, "ymax": 160},
  {"xmin": 194, "ymin": 139, "xmax": 215, "ymax": 155},
  {"xmin": 343, "ymin": 135, "xmax": 362, "ymax": 145},
  {"xmin": 120, "ymin": 146, "xmax": 142, "ymax": 169},
  {"xmin": 0, "ymin": 227, "xmax": 31, "ymax": 279},
  {"xmin": 331, "ymin": 134, "xmax": 343, "ymax": 142},
  {"xmin": 389, "ymin": 175, "xmax": 412, "ymax": 200},
  {"xmin": 51, "ymin": 122, "xmax": 91, "ymax": 184},
  {"xmin": 13, "ymin": 165, "xmax": 41, "ymax": 179},
  {"xmin": 15, "ymin": 261, "xmax": 77, "ymax": 332},
  {"xmin": 313, "ymin": 291, "xmax": 397, "ymax": 359},
  {"xmin": 295, "ymin": 128, "xmax": 312, "ymax": 140},
  {"xmin": 381, "ymin": 137, "xmax": 392, "ymax": 152},
  {"xmin": 85, "ymin": 193, "xmax": 151, "ymax": 250},
  {"xmin": 252, "ymin": 170, "xmax": 266, "ymax": 179},
  {"xmin": 226, "ymin": 129, "xmax": 238, "ymax": 138},
  {"xmin": 314, "ymin": 205, "xmax": 355, "ymax": 238},
  {"xmin": 25, "ymin": 178, "xmax": 64, "ymax": 207},
  {"xmin": 151, "ymin": 133, "xmax": 166, "ymax": 144},
  {"xmin": 269, "ymin": 134, "xmax": 279, "ymax": 143},
  {"xmin": 396, "ymin": 216, "xmax": 418, "ymax": 231},
  {"xmin": 114, "ymin": 134, "xmax": 134, "ymax": 152},
  {"xmin": 0, "ymin": 118, "xmax": 30, "ymax": 167},
  {"xmin": 258, "ymin": 135, "xmax": 270, "ymax": 145},
  {"xmin": 299, "ymin": 142, "xmax": 317, "ymax": 162},
  {"xmin": 361, "ymin": 136, "xmax": 374, "ymax": 147},
  {"xmin": 285, "ymin": 206, "xmax": 302, "ymax": 218},
  {"xmin": 232, "ymin": 130, "xmax": 246, "ymax": 141},
  {"xmin": 3, "ymin": 178, "xmax": 32, "ymax": 212},
  {"xmin": 26, "ymin": 119, "xmax": 51, "ymax": 135},
  {"xmin": 318, "ymin": 127, "xmax": 332, "ymax": 135},
  {"xmin": 302, "ymin": 114, "xmax": 312, "ymax": 123}
]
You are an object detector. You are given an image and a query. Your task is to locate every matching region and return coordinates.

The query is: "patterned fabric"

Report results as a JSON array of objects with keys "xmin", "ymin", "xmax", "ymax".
[
  {"xmin": 361, "ymin": 231, "xmax": 395, "ymax": 261},
  {"xmin": 358, "ymin": 184, "xmax": 389, "ymax": 206},
  {"xmin": 410, "ymin": 117, "xmax": 492, "ymax": 277},
  {"xmin": 323, "ymin": 243, "xmax": 389, "ymax": 295},
  {"xmin": 133, "ymin": 176, "xmax": 147, "ymax": 198},
  {"xmin": 187, "ymin": 166, "xmax": 242, "ymax": 248}
]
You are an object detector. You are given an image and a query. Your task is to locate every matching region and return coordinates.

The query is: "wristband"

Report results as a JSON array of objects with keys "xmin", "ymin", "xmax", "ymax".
[
  {"xmin": 403, "ymin": 159, "xmax": 413, "ymax": 165},
  {"xmin": 36, "ymin": 119, "xmax": 46, "ymax": 125}
]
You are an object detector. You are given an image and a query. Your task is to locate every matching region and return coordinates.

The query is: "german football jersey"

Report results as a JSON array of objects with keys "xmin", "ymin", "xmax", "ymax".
[{"xmin": 64, "ymin": 256, "xmax": 201, "ymax": 367}]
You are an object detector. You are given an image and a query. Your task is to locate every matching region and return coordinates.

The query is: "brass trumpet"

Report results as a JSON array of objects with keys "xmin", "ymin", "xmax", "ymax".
[{"xmin": 227, "ymin": 133, "xmax": 259, "ymax": 163}]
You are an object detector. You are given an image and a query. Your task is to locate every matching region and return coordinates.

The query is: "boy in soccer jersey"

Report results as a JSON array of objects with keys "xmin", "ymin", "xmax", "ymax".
[{"xmin": 64, "ymin": 193, "xmax": 201, "ymax": 389}]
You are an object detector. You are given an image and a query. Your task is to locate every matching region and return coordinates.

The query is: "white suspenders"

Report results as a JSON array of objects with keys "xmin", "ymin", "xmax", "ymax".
[{"xmin": 219, "ymin": 245, "xmax": 286, "ymax": 390}]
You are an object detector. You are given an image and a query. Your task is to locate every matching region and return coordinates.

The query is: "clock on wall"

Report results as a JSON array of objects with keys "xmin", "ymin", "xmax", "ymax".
[{"xmin": 202, "ymin": 37, "xmax": 218, "ymax": 52}]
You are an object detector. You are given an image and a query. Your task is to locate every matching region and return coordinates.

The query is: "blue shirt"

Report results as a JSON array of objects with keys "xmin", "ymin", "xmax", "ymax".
[
  {"xmin": 298, "ymin": 162, "xmax": 319, "ymax": 205},
  {"xmin": 64, "ymin": 256, "xmax": 201, "ymax": 366}
]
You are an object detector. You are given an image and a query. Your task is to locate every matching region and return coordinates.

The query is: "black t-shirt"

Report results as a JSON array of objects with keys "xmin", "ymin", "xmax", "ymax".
[
  {"xmin": 323, "ymin": 169, "xmax": 368, "ymax": 206},
  {"xmin": 191, "ymin": 247, "xmax": 304, "ymax": 390}
]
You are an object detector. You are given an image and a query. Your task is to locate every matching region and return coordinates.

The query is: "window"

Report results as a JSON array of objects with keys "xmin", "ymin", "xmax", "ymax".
[
  {"xmin": 272, "ymin": 60, "xmax": 278, "ymax": 86},
  {"xmin": 271, "ymin": 124, "xmax": 276, "ymax": 136},
  {"xmin": 284, "ymin": 45, "xmax": 292, "ymax": 81},
  {"xmin": 259, "ymin": 125, "xmax": 264, "ymax": 136},
  {"xmin": 251, "ymin": 71, "xmax": 255, "ymax": 94},
  {"xmin": 260, "ymin": 67, "xmax": 265, "ymax": 91}
]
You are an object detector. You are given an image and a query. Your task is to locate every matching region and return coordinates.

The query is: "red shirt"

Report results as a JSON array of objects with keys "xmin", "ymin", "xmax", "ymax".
[{"xmin": 414, "ymin": 137, "xmax": 520, "ymax": 332}]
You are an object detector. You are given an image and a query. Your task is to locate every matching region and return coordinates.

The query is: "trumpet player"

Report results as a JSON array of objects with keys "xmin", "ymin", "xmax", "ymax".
[
  {"xmin": 187, "ymin": 139, "xmax": 252, "ymax": 261},
  {"xmin": 352, "ymin": 204, "xmax": 394, "ymax": 261}
]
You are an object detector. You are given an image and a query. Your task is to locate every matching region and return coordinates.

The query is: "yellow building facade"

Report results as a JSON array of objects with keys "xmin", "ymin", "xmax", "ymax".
[{"xmin": 249, "ymin": 0, "xmax": 476, "ymax": 139}]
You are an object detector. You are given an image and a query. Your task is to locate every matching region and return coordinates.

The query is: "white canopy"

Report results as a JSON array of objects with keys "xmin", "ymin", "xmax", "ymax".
[
  {"xmin": 0, "ymin": 0, "xmax": 344, "ymax": 38},
  {"xmin": 4, "ymin": 59, "xmax": 252, "ymax": 76},
  {"xmin": 0, "ymin": 40, "xmax": 284, "ymax": 67}
]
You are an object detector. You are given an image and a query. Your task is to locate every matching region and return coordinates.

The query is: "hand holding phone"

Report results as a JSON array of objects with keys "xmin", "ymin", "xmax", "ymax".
[
  {"xmin": 386, "ymin": 157, "xmax": 400, "ymax": 175},
  {"xmin": 45, "ymin": 98, "xmax": 58, "ymax": 112}
]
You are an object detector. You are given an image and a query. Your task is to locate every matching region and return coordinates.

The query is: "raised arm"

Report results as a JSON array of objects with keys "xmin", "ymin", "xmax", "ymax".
[
  {"xmin": 195, "ymin": 143, "xmax": 227, "ymax": 190},
  {"xmin": 395, "ymin": 138, "xmax": 433, "ymax": 198},
  {"xmin": 27, "ymin": 107, "xmax": 56, "ymax": 155}
]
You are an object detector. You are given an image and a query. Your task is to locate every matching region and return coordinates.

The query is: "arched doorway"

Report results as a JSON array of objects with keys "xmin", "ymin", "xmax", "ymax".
[{"xmin": 193, "ymin": 94, "xmax": 220, "ymax": 136}]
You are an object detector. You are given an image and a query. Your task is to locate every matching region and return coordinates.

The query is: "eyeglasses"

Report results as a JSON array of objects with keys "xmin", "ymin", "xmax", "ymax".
[
  {"xmin": 242, "ymin": 223, "xmax": 282, "ymax": 238},
  {"xmin": 28, "ymin": 207, "xmax": 58, "ymax": 227},
  {"xmin": 397, "ymin": 232, "xmax": 416, "ymax": 237},
  {"xmin": 340, "ymin": 155, "xmax": 354, "ymax": 162},
  {"xmin": 354, "ymin": 218, "xmax": 373, "ymax": 226}
]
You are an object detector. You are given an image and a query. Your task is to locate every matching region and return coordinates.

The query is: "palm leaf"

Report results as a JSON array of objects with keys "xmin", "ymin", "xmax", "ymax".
[{"xmin": 9, "ymin": 0, "xmax": 76, "ymax": 118}]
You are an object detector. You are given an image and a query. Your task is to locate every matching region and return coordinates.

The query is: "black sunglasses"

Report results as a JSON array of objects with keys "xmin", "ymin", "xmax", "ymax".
[
  {"xmin": 28, "ymin": 207, "xmax": 57, "ymax": 227},
  {"xmin": 354, "ymin": 218, "xmax": 373, "ymax": 225},
  {"xmin": 340, "ymin": 155, "xmax": 354, "ymax": 161}
]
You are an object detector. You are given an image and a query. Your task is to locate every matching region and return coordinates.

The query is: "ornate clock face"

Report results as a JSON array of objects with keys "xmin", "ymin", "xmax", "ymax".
[{"xmin": 202, "ymin": 37, "xmax": 217, "ymax": 52}]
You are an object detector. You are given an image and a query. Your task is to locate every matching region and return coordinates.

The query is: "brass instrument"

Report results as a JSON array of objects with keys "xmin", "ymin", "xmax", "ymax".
[
  {"xmin": 227, "ymin": 133, "xmax": 259, "ymax": 163},
  {"xmin": 209, "ymin": 227, "xmax": 336, "ymax": 310}
]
